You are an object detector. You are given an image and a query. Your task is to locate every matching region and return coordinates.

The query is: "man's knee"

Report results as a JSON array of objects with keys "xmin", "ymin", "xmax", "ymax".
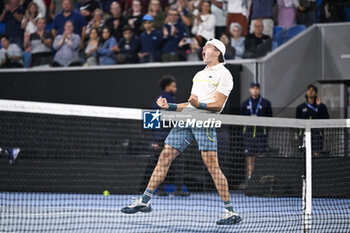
[
  {"xmin": 158, "ymin": 144, "xmax": 179, "ymax": 164},
  {"xmin": 201, "ymin": 151, "xmax": 219, "ymax": 169}
]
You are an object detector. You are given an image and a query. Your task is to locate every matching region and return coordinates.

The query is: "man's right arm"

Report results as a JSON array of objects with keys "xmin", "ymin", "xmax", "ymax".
[{"xmin": 156, "ymin": 96, "xmax": 189, "ymax": 112}]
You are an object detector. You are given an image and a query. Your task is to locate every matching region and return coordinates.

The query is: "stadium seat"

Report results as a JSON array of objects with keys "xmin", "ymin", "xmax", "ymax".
[
  {"xmin": 273, "ymin": 27, "xmax": 284, "ymax": 46},
  {"xmin": 285, "ymin": 25, "xmax": 306, "ymax": 43},
  {"xmin": 0, "ymin": 22, "xmax": 6, "ymax": 35},
  {"xmin": 272, "ymin": 41, "xmax": 278, "ymax": 51},
  {"xmin": 345, "ymin": 8, "xmax": 350, "ymax": 22},
  {"xmin": 273, "ymin": 26, "xmax": 284, "ymax": 36}
]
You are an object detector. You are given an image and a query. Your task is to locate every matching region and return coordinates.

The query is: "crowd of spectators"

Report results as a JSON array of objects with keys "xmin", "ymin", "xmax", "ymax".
[{"xmin": 0, "ymin": 0, "xmax": 349, "ymax": 68}]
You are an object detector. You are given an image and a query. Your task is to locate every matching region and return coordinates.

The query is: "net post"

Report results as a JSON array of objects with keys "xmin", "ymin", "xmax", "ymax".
[{"xmin": 302, "ymin": 125, "xmax": 312, "ymax": 233}]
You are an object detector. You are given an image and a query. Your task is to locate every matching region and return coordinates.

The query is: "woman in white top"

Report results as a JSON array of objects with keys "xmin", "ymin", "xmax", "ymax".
[
  {"xmin": 84, "ymin": 28, "xmax": 99, "ymax": 66},
  {"xmin": 229, "ymin": 22, "xmax": 245, "ymax": 59},
  {"xmin": 191, "ymin": 1, "xmax": 216, "ymax": 46},
  {"xmin": 21, "ymin": 2, "xmax": 43, "ymax": 36}
]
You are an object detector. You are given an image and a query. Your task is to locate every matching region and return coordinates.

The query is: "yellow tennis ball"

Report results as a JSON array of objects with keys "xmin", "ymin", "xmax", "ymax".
[{"xmin": 103, "ymin": 190, "xmax": 110, "ymax": 196}]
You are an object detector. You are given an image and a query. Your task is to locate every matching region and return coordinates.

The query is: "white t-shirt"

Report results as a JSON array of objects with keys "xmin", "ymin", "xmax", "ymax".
[
  {"xmin": 211, "ymin": 0, "xmax": 226, "ymax": 27},
  {"xmin": 191, "ymin": 14, "xmax": 216, "ymax": 41},
  {"xmin": 227, "ymin": 0, "xmax": 252, "ymax": 18},
  {"xmin": 22, "ymin": 13, "xmax": 44, "ymax": 35},
  {"xmin": 190, "ymin": 63, "xmax": 234, "ymax": 113},
  {"xmin": 1, "ymin": 44, "xmax": 24, "ymax": 64}
]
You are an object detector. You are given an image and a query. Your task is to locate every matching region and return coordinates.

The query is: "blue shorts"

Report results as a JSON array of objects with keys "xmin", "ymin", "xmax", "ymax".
[{"xmin": 164, "ymin": 127, "xmax": 217, "ymax": 152}]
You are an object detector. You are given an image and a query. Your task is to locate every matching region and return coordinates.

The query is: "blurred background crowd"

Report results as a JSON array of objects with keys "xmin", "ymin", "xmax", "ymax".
[{"xmin": 0, "ymin": 0, "xmax": 349, "ymax": 68}]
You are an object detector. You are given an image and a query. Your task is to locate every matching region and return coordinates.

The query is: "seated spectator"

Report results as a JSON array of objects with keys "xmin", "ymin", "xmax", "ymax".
[
  {"xmin": 220, "ymin": 33, "xmax": 235, "ymax": 60},
  {"xmin": 86, "ymin": 9, "xmax": 104, "ymax": 38},
  {"xmin": 52, "ymin": 20, "xmax": 81, "ymax": 66},
  {"xmin": 79, "ymin": 0, "xmax": 101, "ymax": 23},
  {"xmin": 0, "ymin": 34, "xmax": 23, "ymax": 68},
  {"xmin": 230, "ymin": 22, "xmax": 245, "ymax": 59},
  {"xmin": 104, "ymin": 2, "xmax": 125, "ymax": 40},
  {"xmin": 226, "ymin": 0, "xmax": 251, "ymax": 37},
  {"xmin": 84, "ymin": 27, "xmax": 99, "ymax": 66},
  {"xmin": 172, "ymin": 0, "xmax": 192, "ymax": 30},
  {"xmin": 52, "ymin": 0, "xmax": 86, "ymax": 44},
  {"xmin": 249, "ymin": 0, "xmax": 275, "ymax": 38},
  {"xmin": 191, "ymin": 0, "xmax": 215, "ymax": 47},
  {"xmin": 0, "ymin": 0, "xmax": 25, "ymax": 48},
  {"xmin": 104, "ymin": 1, "xmax": 126, "ymax": 41},
  {"xmin": 277, "ymin": 0, "xmax": 300, "ymax": 29},
  {"xmin": 147, "ymin": 0, "xmax": 166, "ymax": 31},
  {"xmin": 161, "ymin": 7, "xmax": 188, "ymax": 62},
  {"xmin": 49, "ymin": 0, "xmax": 77, "ymax": 22},
  {"xmin": 244, "ymin": 19, "xmax": 271, "ymax": 58},
  {"xmin": 178, "ymin": 36, "xmax": 201, "ymax": 61},
  {"xmin": 21, "ymin": 2, "xmax": 43, "ymax": 44},
  {"xmin": 187, "ymin": 37, "xmax": 201, "ymax": 61},
  {"xmin": 95, "ymin": 26, "xmax": 117, "ymax": 65},
  {"xmin": 117, "ymin": 25, "xmax": 140, "ymax": 64},
  {"xmin": 139, "ymin": 14, "xmax": 162, "ymax": 63},
  {"xmin": 126, "ymin": 0, "xmax": 143, "ymax": 35},
  {"xmin": 24, "ymin": 17, "xmax": 53, "ymax": 67}
]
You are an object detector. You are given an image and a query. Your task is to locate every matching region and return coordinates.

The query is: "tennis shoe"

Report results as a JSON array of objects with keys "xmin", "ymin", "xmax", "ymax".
[
  {"xmin": 121, "ymin": 197, "xmax": 152, "ymax": 214},
  {"xmin": 216, "ymin": 210, "xmax": 242, "ymax": 225}
]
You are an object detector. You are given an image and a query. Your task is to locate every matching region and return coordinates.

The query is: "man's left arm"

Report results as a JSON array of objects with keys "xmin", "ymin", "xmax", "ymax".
[
  {"xmin": 319, "ymin": 104, "xmax": 329, "ymax": 119},
  {"xmin": 317, "ymin": 97, "xmax": 330, "ymax": 119}
]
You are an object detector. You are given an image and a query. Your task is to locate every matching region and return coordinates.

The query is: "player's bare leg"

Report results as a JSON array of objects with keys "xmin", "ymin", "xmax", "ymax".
[
  {"xmin": 201, "ymin": 151, "xmax": 242, "ymax": 225},
  {"xmin": 247, "ymin": 155, "xmax": 255, "ymax": 179},
  {"xmin": 201, "ymin": 151, "xmax": 230, "ymax": 201},
  {"xmin": 121, "ymin": 144, "xmax": 179, "ymax": 214},
  {"xmin": 147, "ymin": 145, "xmax": 180, "ymax": 191}
]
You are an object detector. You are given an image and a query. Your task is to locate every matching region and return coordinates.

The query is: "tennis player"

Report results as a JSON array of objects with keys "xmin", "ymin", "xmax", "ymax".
[{"xmin": 121, "ymin": 38, "xmax": 242, "ymax": 225}]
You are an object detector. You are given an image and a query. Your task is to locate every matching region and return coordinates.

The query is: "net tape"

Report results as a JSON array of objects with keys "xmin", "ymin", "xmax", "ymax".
[{"xmin": 0, "ymin": 99, "xmax": 349, "ymax": 129}]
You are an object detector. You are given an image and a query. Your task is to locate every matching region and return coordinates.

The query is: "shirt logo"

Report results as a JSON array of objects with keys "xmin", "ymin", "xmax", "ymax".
[
  {"xmin": 209, "ymin": 76, "xmax": 212, "ymax": 78},
  {"xmin": 143, "ymin": 110, "xmax": 161, "ymax": 129}
]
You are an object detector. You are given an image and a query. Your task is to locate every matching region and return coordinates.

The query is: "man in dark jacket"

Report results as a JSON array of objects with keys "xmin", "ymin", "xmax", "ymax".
[
  {"xmin": 244, "ymin": 19, "xmax": 271, "ymax": 58},
  {"xmin": 160, "ymin": 7, "xmax": 188, "ymax": 62},
  {"xmin": 241, "ymin": 82, "xmax": 272, "ymax": 182},
  {"xmin": 296, "ymin": 84, "xmax": 329, "ymax": 156}
]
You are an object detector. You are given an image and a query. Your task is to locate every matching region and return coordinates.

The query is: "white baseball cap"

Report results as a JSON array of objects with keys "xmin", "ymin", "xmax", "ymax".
[{"xmin": 206, "ymin": 38, "xmax": 226, "ymax": 64}]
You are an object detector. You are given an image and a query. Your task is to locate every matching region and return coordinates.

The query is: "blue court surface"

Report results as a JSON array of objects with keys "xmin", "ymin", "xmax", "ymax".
[{"xmin": 1, "ymin": 191, "xmax": 349, "ymax": 233}]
